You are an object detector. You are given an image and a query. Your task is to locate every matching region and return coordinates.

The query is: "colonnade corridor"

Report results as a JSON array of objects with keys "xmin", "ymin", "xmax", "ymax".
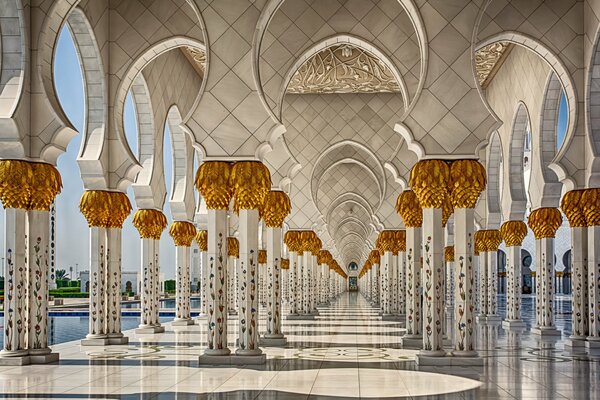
[{"xmin": 0, "ymin": 290, "xmax": 596, "ymax": 399}]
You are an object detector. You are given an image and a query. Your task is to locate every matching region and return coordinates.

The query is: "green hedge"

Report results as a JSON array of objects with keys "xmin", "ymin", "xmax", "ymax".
[
  {"xmin": 164, "ymin": 279, "xmax": 176, "ymax": 293},
  {"xmin": 52, "ymin": 287, "xmax": 81, "ymax": 293},
  {"xmin": 50, "ymin": 291, "xmax": 89, "ymax": 298}
]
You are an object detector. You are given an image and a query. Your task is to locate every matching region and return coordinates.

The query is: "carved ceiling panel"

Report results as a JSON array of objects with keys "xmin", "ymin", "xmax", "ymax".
[
  {"xmin": 181, "ymin": 47, "xmax": 206, "ymax": 80},
  {"xmin": 475, "ymin": 42, "xmax": 513, "ymax": 89},
  {"xmin": 286, "ymin": 45, "xmax": 401, "ymax": 94}
]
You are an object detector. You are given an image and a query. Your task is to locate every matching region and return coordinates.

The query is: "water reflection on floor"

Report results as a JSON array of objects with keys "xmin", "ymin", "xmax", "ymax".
[{"xmin": 0, "ymin": 294, "xmax": 575, "ymax": 349}]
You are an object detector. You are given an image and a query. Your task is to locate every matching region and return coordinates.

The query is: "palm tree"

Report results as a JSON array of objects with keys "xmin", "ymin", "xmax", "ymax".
[{"xmin": 55, "ymin": 269, "xmax": 69, "ymax": 281}]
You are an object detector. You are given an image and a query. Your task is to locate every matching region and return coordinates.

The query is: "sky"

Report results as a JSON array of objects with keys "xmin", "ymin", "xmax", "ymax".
[{"xmin": 0, "ymin": 28, "xmax": 571, "ymax": 280}]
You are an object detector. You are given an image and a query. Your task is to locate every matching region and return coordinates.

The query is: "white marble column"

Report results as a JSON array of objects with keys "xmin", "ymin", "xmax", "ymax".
[
  {"xmin": 237, "ymin": 209, "xmax": 262, "ymax": 356},
  {"xmin": 137, "ymin": 238, "xmax": 164, "ymax": 333},
  {"xmin": 173, "ymin": 245, "xmax": 193, "ymax": 326},
  {"xmin": 421, "ymin": 207, "xmax": 445, "ymax": 356},
  {"xmin": 288, "ymin": 251, "xmax": 299, "ymax": 315},
  {"xmin": 302, "ymin": 250, "xmax": 312, "ymax": 314},
  {"xmin": 1, "ymin": 208, "xmax": 29, "ymax": 358},
  {"xmin": 397, "ymin": 248, "xmax": 406, "ymax": 317},
  {"xmin": 263, "ymin": 226, "xmax": 286, "ymax": 344},
  {"xmin": 487, "ymin": 248, "xmax": 499, "ymax": 320},
  {"xmin": 320, "ymin": 262, "xmax": 329, "ymax": 305},
  {"xmin": 396, "ymin": 191, "xmax": 422, "ymax": 345},
  {"xmin": 444, "ymin": 246, "xmax": 454, "ymax": 320},
  {"xmin": 529, "ymin": 208, "xmax": 562, "ymax": 337},
  {"xmin": 106, "ymin": 227, "xmax": 128, "ymax": 343},
  {"xmin": 27, "ymin": 210, "xmax": 56, "ymax": 360},
  {"xmin": 372, "ymin": 263, "xmax": 379, "ymax": 306},
  {"xmin": 478, "ymin": 248, "xmax": 489, "ymax": 318},
  {"xmin": 501, "ymin": 220, "xmax": 528, "ymax": 330},
  {"xmin": 390, "ymin": 252, "xmax": 399, "ymax": 315},
  {"xmin": 587, "ymin": 225, "xmax": 600, "ymax": 343},
  {"xmin": 204, "ymin": 209, "xmax": 230, "ymax": 356},
  {"xmin": 452, "ymin": 208, "xmax": 477, "ymax": 356},
  {"xmin": 152, "ymin": 240, "xmax": 161, "ymax": 328},
  {"xmin": 81, "ymin": 226, "xmax": 108, "ymax": 345},
  {"xmin": 200, "ymin": 249, "xmax": 208, "ymax": 315},
  {"xmin": 381, "ymin": 253, "xmax": 392, "ymax": 315},
  {"xmin": 311, "ymin": 253, "xmax": 319, "ymax": 313},
  {"xmin": 229, "ymin": 253, "xmax": 238, "ymax": 315}
]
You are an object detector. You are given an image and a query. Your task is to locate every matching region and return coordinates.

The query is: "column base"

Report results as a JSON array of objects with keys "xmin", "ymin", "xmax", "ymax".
[
  {"xmin": 564, "ymin": 336, "xmax": 587, "ymax": 351},
  {"xmin": 172, "ymin": 319, "xmax": 194, "ymax": 326},
  {"xmin": 400, "ymin": 335, "xmax": 423, "ymax": 349},
  {"xmin": 199, "ymin": 353, "xmax": 266, "ymax": 365},
  {"xmin": 531, "ymin": 326, "xmax": 562, "ymax": 337},
  {"xmin": 29, "ymin": 352, "xmax": 60, "ymax": 364},
  {"xmin": 502, "ymin": 320, "xmax": 527, "ymax": 329},
  {"xmin": 81, "ymin": 338, "xmax": 110, "ymax": 346},
  {"xmin": 286, "ymin": 314, "xmax": 316, "ymax": 320},
  {"xmin": 417, "ymin": 353, "xmax": 483, "ymax": 366},
  {"xmin": 108, "ymin": 335, "xmax": 129, "ymax": 345},
  {"xmin": 381, "ymin": 314, "xmax": 403, "ymax": 321},
  {"xmin": 477, "ymin": 315, "xmax": 502, "ymax": 324},
  {"xmin": 585, "ymin": 339, "xmax": 600, "ymax": 356},
  {"xmin": 317, "ymin": 303, "xmax": 330, "ymax": 307},
  {"xmin": 0, "ymin": 354, "xmax": 30, "ymax": 366},
  {"xmin": 136, "ymin": 326, "xmax": 165, "ymax": 334},
  {"xmin": 260, "ymin": 335, "xmax": 287, "ymax": 347},
  {"xmin": 228, "ymin": 310, "xmax": 238, "ymax": 316}
]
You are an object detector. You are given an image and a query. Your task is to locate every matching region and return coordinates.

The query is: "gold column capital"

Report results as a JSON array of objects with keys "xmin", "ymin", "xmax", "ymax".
[
  {"xmin": 442, "ymin": 195, "xmax": 453, "ymax": 227},
  {"xmin": 169, "ymin": 221, "xmax": 196, "ymax": 247},
  {"xmin": 396, "ymin": 190, "xmax": 423, "ymax": 227},
  {"xmin": 581, "ymin": 188, "xmax": 600, "ymax": 226},
  {"xmin": 0, "ymin": 159, "xmax": 33, "ymax": 209},
  {"xmin": 376, "ymin": 230, "xmax": 397, "ymax": 254},
  {"xmin": 481, "ymin": 229, "xmax": 502, "ymax": 252},
  {"xmin": 195, "ymin": 161, "xmax": 233, "ymax": 210},
  {"xmin": 230, "ymin": 161, "xmax": 271, "ymax": 212},
  {"xmin": 474, "ymin": 230, "xmax": 484, "ymax": 256},
  {"xmin": 195, "ymin": 230, "xmax": 208, "ymax": 251},
  {"xmin": 317, "ymin": 250, "xmax": 332, "ymax": 265},
  {"xmin": 80, "ymin": 190, "xmax": 131, "ymax": 228},
  {"xmin": 133, "ymin": 209, "xmax": 167, "ymax": 240},
  {"xmin": 261, "ymin": 190, "xmax": 291, "ymax": 228},
  {"xmin": 258, "ymin": 249, "xmax": 267, "ymax": 264},
  {"xmin": 449, "ymin": 159, "xmax": 486, "ymax": 208},
  {"xmin": 0, "ymin": 160, "xmax": 63, "ymax": 211},
  {"xmin": 284, "ymin": 230, "xmax": 302, "ymax": 252},
  {"xmin": 444, "ymin": 246, "xmax": 454, "ymax": 262},
  {"xmin": 30, "ymin": 162, "xmax": 62, "ymax": 211},
  {"xmin": 395, "ymin": 230, "xmax": 407, "ymax": 252},
  {"xmin": 227, "ymin": 237, "xmax": 239, "ymax": 258},
  {"xmin": 560, "ymin": 189, "xmax": 586, "ymax": 227},
  {"xmin": 409, "ymin": 159, "xmax": 450, "ymax": 208},
  {"xmin": 528, "ymin": 207, "xmax": 562, "ymax": 239},
  {"xmin": 500, "ymin": 221, "xmax": 527, "ymax": 247},
  {"xmin": 369, "ymin": 249, "xmax": 380, "ymax": 265}
]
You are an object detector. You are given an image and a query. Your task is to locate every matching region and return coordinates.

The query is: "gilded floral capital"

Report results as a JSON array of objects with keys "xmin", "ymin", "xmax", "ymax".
[
  {"xmin": 195, "ymin": 230, "xmax": 208, "ymax": 251},
  {"xmin": 169, "ymin": 221, "xmax": 196, "ymax": 247},
  {"xmin": 260, "ymin": 190, "xmax": 291, "ymax": 228},
  {"xmin": 527, "ymin": 208, "xmax": 562, "ymax": 239},
  {"xmin": 133, "ymin": 209, "xmax": 168, "ymax": 240},
  {"xmin": 396, "ymin": 190, "xmax": 422, "ymax": 227},
  {"xmin": 449, "ymin": 159, "xmax": 486, "ymax": 208},
  {"xmin": 227, "ymin": 237, "xmax": 239, "ymax": 258},
  {"xmin": 409, "ymin": 160, "xmax": 450, "ymax": 209},
  {"xmin": 231, "ymin": 161, "xmax": 271, "ymax": 212},
  {"xmin": 195, "ymin": 161, "xmax": 233, "ymax": 210},
  {"xmin": 500, "ymin": 221, "xmax": 527, "ymax": 247}
]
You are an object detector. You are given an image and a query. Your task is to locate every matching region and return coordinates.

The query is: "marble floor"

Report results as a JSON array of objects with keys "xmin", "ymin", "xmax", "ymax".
[{"xmin": 0, "ymin": 293, "xmax": 598, "ymax": 399}]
